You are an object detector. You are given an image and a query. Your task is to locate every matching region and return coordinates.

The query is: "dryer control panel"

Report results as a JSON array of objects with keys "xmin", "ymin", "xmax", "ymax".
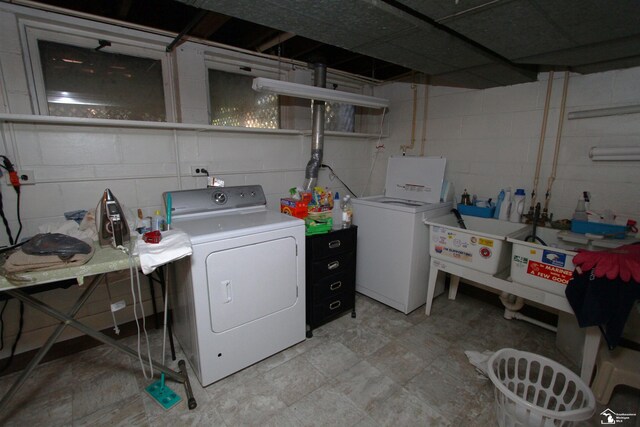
[{"xmin": 165, "ymin": 185, "xmax": 266, "ymax": 217}]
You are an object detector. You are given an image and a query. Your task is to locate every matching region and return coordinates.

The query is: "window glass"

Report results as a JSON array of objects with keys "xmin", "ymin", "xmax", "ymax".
[
  {"xmin": 325, "ymin": 102, "xmax": 355, "ymax": 132},
  {"xmin": 208, "ymin": 69, "xmax": 279, "ymax": 128},
  {"xmin": 38, "ymin": 40, "xmax": 166, "ymax": 121}
]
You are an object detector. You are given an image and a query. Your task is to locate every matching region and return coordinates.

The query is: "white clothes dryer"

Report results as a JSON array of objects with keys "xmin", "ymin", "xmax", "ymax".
[
  {"xmin": 352, "ymin": 156, "xmax": 451, "ymax": 314},
  {"xmin": 166, "ymin": 185, "xmax": 305, "ymax": 387}
]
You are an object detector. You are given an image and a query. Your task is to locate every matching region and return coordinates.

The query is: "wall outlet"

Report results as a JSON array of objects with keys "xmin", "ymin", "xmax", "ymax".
[
  {"xmin": 191, "ymin": 166, "xmax": 209, "ymax": 176},
  {"xmin": 5, "ymin": 169, "xmax": 36, "ymax": 185},
  {"xmin": 110, "ymin": 300, "xmax": 126, "ymax": 312}
]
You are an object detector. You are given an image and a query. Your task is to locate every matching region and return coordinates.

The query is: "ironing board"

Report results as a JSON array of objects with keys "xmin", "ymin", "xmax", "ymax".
[{"xmin": 0, "ymin": 245, "xmax": 196, "ymax": 413}]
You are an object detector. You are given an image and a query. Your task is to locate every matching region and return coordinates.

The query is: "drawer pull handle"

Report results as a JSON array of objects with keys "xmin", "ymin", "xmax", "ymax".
[
  {"xmin": 328, "ymin": 240, "xmax": 341, "ymax": 249},
  {"xmin": 329, "ymin": 301, "xmax": 341, "ymax": 310},
  {"xmin": 327, "ymin": 261, "xmax": 340, "ymax": 270},
  {"xmin": 329, "ymin": 281, "xmax": 342, "ymax": 291}
]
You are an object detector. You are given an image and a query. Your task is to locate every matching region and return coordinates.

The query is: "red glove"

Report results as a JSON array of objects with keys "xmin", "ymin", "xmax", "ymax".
[{"xmin": 573, "ymin": 244, "xmax": 640, "ymax": 283}]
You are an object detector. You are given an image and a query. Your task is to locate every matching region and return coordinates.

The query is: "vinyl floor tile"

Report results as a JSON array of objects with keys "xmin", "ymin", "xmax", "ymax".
[{"xmin": 3, "ymin": 291, "xmax": 639, "ymax": 426}]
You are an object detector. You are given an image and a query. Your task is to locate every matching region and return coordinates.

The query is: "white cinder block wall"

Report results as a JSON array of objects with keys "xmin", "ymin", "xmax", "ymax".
[
  {"xmin": 373, "ymin": 70, "xmax": 640, "ymax": 221},
  {"xmin": 0, "ymin": 4, "xmax": 380, "ymax": 357}
]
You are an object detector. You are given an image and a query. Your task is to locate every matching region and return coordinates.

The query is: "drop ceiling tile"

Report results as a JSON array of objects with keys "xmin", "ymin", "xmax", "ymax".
[{"xmin": 432, "ymin": 62, "xmax": 537, "ymax": 89}]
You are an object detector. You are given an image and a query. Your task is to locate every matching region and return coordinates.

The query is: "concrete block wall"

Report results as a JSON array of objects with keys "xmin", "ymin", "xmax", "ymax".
[{"xmin": 374, "ymin": 70, "xmax": 640, "ymax": 221}]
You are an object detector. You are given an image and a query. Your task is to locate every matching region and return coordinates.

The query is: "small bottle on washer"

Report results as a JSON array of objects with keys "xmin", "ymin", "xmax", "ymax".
[
  {"xmin": 332, "ymin": 192, "xmax": 342, "ymax": 229},
  {"xmin": 152, "ymin": 210, "xmax": 166, "ymax": 231},
  {"xmin": 341, "ymin": 195, "xmax": 353, "ymax": 228}
]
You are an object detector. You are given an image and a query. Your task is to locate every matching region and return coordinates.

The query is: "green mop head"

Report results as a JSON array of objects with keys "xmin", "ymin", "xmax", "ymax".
[{"xmin": 145, "ymin": 373, "xmax": 182, "ymax": 410}]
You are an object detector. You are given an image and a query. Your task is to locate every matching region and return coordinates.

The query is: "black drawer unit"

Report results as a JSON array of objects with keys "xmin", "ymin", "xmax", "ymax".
[{"xmin": 305, "ymin": 226, "xmax": 357, "ymax": 338}]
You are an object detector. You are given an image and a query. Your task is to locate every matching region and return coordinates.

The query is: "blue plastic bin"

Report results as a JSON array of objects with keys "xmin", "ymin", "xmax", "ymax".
[
  {"xmin": 570, "ymin": 220, "xmax": 626, "ymax": 238},
  {"xmin": 457, "ymin": 203, "xmax": 496, "ymax": 218}
]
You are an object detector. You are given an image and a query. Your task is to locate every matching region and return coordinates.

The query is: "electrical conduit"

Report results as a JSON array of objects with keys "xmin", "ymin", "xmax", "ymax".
[
  {"xmin": 530, "ymin": 71, "xmax": 554, "ymax": 209},
  {"xmin": 543, "ymin": 71, "xmax": 570, "ymax": 213},
  {"xmin": 400, "ymin": 82, "xmax": 418, "ymax": 155},
  {"xmin": 419, "ymin": 77, "xmax": 429, "ymax": 156}
]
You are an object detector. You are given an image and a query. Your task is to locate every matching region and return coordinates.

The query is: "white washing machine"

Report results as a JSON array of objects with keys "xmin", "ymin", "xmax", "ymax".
[
  {"xmin": 166, "ymin": 185, "xmax": 305, "ymax": 387},
  {"xmin": 352, "ymin": 156, "xmax": 451, "ymax": 314}
]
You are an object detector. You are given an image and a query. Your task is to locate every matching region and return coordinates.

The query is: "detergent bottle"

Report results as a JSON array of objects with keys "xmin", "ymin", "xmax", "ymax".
[
  {"xmin": 510, "ymin": 189, "xmax": 526, "ymax": 223},
  {"xmin": 498, "ymin": 188, "xmax": 511, "ymax": 220},
  {"xmin": 493, "ymin": 189, "xmax": 505, "ymax": 219}
]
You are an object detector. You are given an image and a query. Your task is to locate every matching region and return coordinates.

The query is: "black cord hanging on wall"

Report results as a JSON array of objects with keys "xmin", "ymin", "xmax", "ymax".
[{"xmin": 95, "ymin": 39, "xmax": 111, "ymax": 51}]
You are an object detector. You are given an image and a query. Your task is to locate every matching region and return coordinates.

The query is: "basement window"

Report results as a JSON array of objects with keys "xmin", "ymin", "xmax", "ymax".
[
  {"xmin": 37, "ymin": 41, "xmax": 167, "ymax": 121},
  {"xmin": 324, "ymin": 102, "xmax": 355, "ymax": 132},
  {"xmin": 208, "ymin": 69, "xmax": 280, "ymax": 129}
]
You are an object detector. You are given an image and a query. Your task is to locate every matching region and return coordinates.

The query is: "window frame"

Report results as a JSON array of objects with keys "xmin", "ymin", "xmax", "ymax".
[
  {"xmin": 205, "ymin": 51, "xmax": 284, "ymax": 128},
  {"xmin": 204, "ymin": 50, "xmax": 369, "ymax": 132},
  {"xmin": 20, "ymin": 19, "xmax": 176, "ymax": 122}
]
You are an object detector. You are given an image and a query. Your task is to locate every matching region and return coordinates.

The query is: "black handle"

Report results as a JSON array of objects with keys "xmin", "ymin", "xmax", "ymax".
[
  {"xmin": 451, "ymin": 209, "xmax": 466, "ymax": 229},
  {"xmin": 178, "ymin": 360, "xmax": 198, "ymax": 410}
]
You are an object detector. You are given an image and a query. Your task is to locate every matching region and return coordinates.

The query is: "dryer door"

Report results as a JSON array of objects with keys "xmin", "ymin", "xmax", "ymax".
[{"xmin": 206, "ymin": 236, "xmax": 298, "ymax": 332}]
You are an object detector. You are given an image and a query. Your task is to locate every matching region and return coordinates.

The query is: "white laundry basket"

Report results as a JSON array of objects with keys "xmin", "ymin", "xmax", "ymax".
[{"xmin": 487, "ymin": 348, "xmax": 595, "ymax": 427}]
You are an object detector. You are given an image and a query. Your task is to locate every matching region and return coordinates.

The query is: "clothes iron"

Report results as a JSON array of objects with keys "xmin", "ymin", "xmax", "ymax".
[{"xmin": 96, "ymin": 189, "xmax": 130, "ymax": 248}]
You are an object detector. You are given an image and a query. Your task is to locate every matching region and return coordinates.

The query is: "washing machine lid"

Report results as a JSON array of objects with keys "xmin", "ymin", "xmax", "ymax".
[
  {"xmin": 353, "ymin": 196, "xmax": 451, "ymax": 214},
  {"xmin": 173, "ymin": 209, "xmax": 303, "ymax": 245},
  {"xmin": 384, "ymin": 156, "xmax": 446, "ymax": 204}
]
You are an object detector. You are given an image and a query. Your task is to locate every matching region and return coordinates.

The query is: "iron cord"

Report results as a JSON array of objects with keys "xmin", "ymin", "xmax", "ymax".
[
  {"xmin": 0, "ymin": 155, "xmax": 23, "ymax": 244},
  {"xmin": 0, "ymin": 190, "xmax": 14, "ymax": 246}
]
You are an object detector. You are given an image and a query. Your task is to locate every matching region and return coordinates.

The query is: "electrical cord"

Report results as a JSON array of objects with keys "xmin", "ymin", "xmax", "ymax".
[
  {"xmin": 121, "ymin": 240, "xmax": 154, "ymax": 380},
  {"xmin": 0, "ymin": 188, "xmax": 14, "ymax": 246},
  {"xmin": 0, "ymin": 155, "xmax": 22, "ymax": 244},
  {"xmin": 320, "ymin": 163, "xmax": 357, "ymax": 198},
  {"xmin": 104, "ymin": 276, "xmax": 120, "ymax": 335}
]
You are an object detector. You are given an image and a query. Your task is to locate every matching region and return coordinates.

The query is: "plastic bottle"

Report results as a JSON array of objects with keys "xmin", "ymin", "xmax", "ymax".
[
  {"xmin": 510, "ymin": 189, "xmax": 526, "ymax": 223},
  {"xmin": 152, "ymin": 210, "xmax": 166, "ymax": 231},
  {"xmin": 493, "ymin": 189, "xmax": 505, "ymax": 219},
  {"xmin": 572, "ymin": 197, "xmax": 588, "ymax": 222},
  {"xmin": 498, "ymin": 188, "xmax": 511, "ymax": 220},
  {"xmin": 341, "ymin": 195, "xmax": 353, "ymax": 229},
  {"xmin": 460, "ymin": 189, "xmax": 472, "ymax": 206},
  {"xmin": 332, "ymin": 192, "xmax": 342, "ymax": 229}
]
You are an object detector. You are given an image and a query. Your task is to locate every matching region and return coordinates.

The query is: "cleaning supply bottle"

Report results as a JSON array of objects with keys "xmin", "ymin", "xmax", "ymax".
[
  {"xmin": 510, "ymin": 189, "xmax": 526, "ymax": 223},
  {"xmin": 332, "ymin": 192, "xmax": 342, "ymax": 229},
  {"xmin": 341, "ymin": 194, "xmax": 353, "ymax": 229},
  {"xmin": 460, "ymin": 189, "xmax": 472, "ymax": 206},
  {"xmin": 493, "ymin": 189, "xmax": 505, "ymax": 219},
  {"xmin": 573, "ymin": 197, "xmax": 588, "ymax": 222},
  {"xmin": 498, "ymin": 188, "xmax": 511, "ymax": 220},
  {"xmin": 152, "ymin": 210, "xmax": 166, "ymax": 231}
]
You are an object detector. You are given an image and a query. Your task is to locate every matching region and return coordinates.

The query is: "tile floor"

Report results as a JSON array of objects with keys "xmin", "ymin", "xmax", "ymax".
[{"xmin": 1, "ymin": 291, "xmax": 639, "ymax": 426}]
